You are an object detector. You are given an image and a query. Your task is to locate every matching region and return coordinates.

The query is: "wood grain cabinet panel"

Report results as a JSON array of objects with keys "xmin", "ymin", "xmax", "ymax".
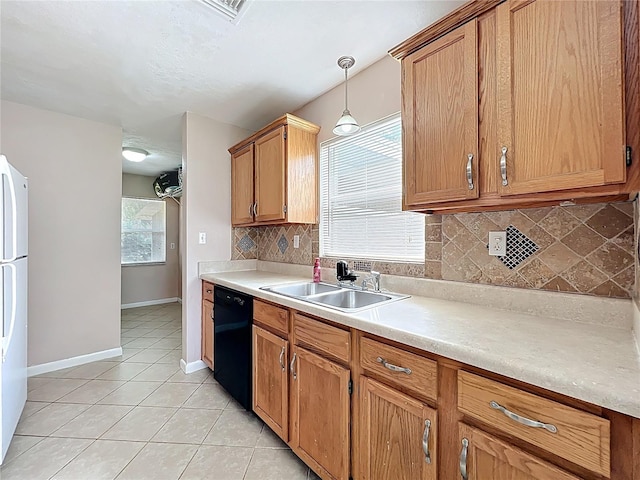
[
  {"xmin": 290, "ymin": 345, "xmax": 350, "ymax": 480},
  {"xmin": 360, "ymin": 377, "xmax": 437, "ymax": 480},
  {"xmin": 402, "ymin": 19, "xmax": 479, "ymax": 206},
  {"xmin": 496, "ymin": 0, "xmax": 626, "ymax": 196},
  {"xmin": 459, "ymin": 423, "xmax": 581, "ymax": 480},
  {"xmin": 231, "ymin": 144, "xmax": 255, "ymax": 225},
  {"xmin": 201, "ymin": 299, "xmax": 213, "ymax": 369},
  {"xmin": 293, "ymin": 313, "xmax": 350, "ymax": 364},
  {"xmin": 253, "ymin": 300, "xmax": 289, "ymax": 337},
  {"xmin": 253, "ymin": 325, "xmax": 289, "ymax": 442},
  {"xmin": 458, "ymin": 371, "xmax": 611, "ymax": 477},
  {"xmin": 229, "ymin": 114, "xmax": 320, "ymax": 226}
]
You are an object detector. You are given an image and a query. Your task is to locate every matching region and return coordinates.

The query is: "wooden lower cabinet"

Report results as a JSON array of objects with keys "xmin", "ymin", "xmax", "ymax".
[
  {"xmin": 359, "ymin": 377, "xmax": 437, "ymax": 480},
  {"xmin": 458, "ymin": 423, "xmax": 580, "ymax": 480},
  {"xmin": 252, "ymin": 325, "xmax": 289, "ymax": 441},
  {"xmin": 290, "ymin": 345, "xmax": 350, "ymax": 480},
  {"xmin": 201, "ymin": 299, "xmax": 213, "ymax": 369}
]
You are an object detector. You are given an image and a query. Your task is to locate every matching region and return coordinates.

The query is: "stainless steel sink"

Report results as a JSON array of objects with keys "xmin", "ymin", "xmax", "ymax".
[
  {"xmin": 310, "ymin": 290, "xmax": 394, "ymax": 309},
  {"xmin": 260, "ymin": 281, "xmax": 408, "ymax": 312},
  {"xmin": 261, "ymin": 282, "xmax": 342, "ymax": 297}
]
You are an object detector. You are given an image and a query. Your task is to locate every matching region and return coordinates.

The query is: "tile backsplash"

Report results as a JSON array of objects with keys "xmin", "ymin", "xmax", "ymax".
[{"xmin": 232, "ymin": 200, "xmax": 636, "ymax": 299}]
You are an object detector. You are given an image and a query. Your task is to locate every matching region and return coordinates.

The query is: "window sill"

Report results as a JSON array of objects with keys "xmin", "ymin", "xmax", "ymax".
[{"xmin": 121, "ymin": 262, "xmax": 167, "ymax": 267}]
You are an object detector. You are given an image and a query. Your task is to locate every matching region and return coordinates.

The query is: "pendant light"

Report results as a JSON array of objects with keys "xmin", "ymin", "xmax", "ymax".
[{"xmin": 333, "ymin": 56, "xmax": 360, "ymax": 136}]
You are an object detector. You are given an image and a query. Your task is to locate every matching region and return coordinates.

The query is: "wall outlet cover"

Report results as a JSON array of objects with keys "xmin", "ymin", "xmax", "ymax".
[
  {"xmin": 199, "ymin": 232, "xmax": 206, "ymax": 244},
  {"xmin": 293, "ymin": 235, "xmax": 300, "ymax": 249},
  {"xmin": 488, "ymin": 231, "xmax": 507, "ymax": 256}
]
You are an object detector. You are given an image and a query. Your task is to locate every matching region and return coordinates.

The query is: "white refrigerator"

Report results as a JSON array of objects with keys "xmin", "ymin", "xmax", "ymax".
[{"xmin": 0, "ymin": 154, "xmax": 28, "ymax": 464}]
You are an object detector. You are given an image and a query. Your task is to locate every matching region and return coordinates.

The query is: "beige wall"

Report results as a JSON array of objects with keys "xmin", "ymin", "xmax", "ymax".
[
  {"xmin": 0, "ymin": 100, "xmax": 122, "ymax": 366},
  {"xmin": 121, "ymin": 173, "xmax": 180, "ymax": 305},
  {"xmin": 181, "ymin": 112, "xmax": 251, "ymax": 368},
  {"xmin": 295, "ymin": 55, "xmax": 401, "ymax": 143}
]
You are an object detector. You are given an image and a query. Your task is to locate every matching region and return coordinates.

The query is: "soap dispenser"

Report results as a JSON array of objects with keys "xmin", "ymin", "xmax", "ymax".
[{"xmin": 313, "ymin": 258, "xmax": 322, "ymax": 283}]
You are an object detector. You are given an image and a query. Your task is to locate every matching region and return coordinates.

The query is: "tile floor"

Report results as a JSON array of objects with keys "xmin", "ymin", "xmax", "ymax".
[{"xmin": 1, "ymin": 303, "xmax": 319, "ymax": 480}]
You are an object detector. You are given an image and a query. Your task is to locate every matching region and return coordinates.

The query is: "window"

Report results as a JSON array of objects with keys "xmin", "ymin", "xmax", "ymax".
[
  {"xmin": 121, "ymin": 198, "xmax": 166, "ymax": 265},
  {"xmin": 320, "ymin": 114, "xmax": 425, "ymax": 262}
]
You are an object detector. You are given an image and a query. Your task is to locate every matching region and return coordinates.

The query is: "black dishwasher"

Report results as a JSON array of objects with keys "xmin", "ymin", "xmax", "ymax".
[{"xmin": 213, "ymin": 286, "xmax": 252, "ymax": 410}]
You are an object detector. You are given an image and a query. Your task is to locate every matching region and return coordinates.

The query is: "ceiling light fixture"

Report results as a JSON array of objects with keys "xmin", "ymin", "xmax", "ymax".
[
  {"xmin": 333, "ymin": 56, "xmax": 360, "ymax": 136},
  {"xmin": 122, "ymin": 147, "xmax": 149, "ymax": 163}
]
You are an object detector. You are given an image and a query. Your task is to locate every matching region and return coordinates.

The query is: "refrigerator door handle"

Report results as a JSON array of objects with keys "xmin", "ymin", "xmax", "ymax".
[
  {"xmin": 1, "ymin": 263, "xmax": 17, "ymax": 363},
  {"xmin": 0, "ymin": 156, "xmax": 18, "ymax": 263}
]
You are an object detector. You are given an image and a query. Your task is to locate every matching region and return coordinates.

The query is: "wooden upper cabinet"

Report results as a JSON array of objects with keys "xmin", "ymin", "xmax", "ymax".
[
  {"xmin": 228, "ymin": 114, "xmax": 320, "ymax": 226},
  {"xmin": 255, "ymin": 126, "xmax": 286, "ymax": 223},
  {"xmin": 496, "ymin": 0, "xmax": 625, "ymax": 196},
  {"xmin": 231, "ymin": 144, "xmax": 255, "ymax": 226},
  {"xmin": 360, "ymin": 377, "xmax": 437, "ymax": 480},
  {"xmin": 458, "ymin": 423, "xmax": 580, "ymax": 480},
  {"xmin": 403, "ymin": 20, "xmax": 479, "ymax": 206}
]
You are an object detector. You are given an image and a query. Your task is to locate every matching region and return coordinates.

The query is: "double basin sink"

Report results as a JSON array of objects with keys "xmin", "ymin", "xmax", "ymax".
[{"xmin": 260, "ymin": 281, "xmax": 409, "ymax": 312}]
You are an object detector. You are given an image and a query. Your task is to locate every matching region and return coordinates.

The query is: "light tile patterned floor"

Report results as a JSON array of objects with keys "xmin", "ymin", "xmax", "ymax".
[{"xmin": 1, "ymin": 303, "xmax": 319, "ymax": 480}]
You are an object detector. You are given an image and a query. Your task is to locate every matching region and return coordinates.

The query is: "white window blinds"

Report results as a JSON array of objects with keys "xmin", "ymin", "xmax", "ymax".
[{"xmin": 320, "ymin": 114, "xmax": 425, "ymax": 262}]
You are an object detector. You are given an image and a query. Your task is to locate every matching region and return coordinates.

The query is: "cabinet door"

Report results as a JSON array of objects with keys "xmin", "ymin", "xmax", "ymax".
[
  {"xmin": 497, "ymin": 0, "xmax": 625, "ymax": 196},
  {"xmin": 252, "ymin": 326, "xmax": 289, "ymax": 442},
  {"xmin": 458, "ymin": 423, "xmax": 580, "ymax": 480},
  {"xmin": 201, "ymin": 300, "xmax": 214, "ymax": 369},
  {"xmin": 290, "ymin": 346, "xmax": 350, "ymax": 480},
  {"xmin": 360, "ymin": 377, "xmax": 437, "ymax": 480},
  {"xmin": 255, "ymin": 126, "xmax": 286, "ymax": 222},
  {"xmin": 402, "ymin": 20, "xmax": 479, "ymax": 206},
  {"xmin": 231, "ymin": 144, "xmax": 255, "ymax": 225}
]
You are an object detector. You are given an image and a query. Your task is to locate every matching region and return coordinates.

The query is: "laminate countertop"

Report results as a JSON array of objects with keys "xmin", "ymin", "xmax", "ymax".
[{"xmin": 200, "ymin": 269, "xmax": 640, "ymax": 419}]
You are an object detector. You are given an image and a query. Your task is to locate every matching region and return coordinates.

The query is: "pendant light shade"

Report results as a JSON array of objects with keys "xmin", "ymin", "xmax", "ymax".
[{"xmin": 333, "ymin": 56, "xmax": 360, "ymax": 136}]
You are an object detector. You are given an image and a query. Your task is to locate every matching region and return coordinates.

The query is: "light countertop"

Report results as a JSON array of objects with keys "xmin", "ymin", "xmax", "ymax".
[{"xmin": 201, "ymin": 269, "xmax": 640, "ymax": 419}]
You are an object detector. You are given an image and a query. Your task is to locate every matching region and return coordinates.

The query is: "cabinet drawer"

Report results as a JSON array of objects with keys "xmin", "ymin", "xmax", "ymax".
[
  {"xmin": 458, "ymin": 371, "xmax": 610, "ymax": 477},
  {"xmin": 293, "ymin": 313, "xmax": 350, "ymax": 363},
  {"xmin": 253, "ymin": 300, "xmax": 289, "ymax": 337},
  {"xmin": 202, "ymin": 281, "xmax": 214, "ymax": 303},
  {"xmin": 360, "ymin": 337, "xmax": 437, "ymax": 402}
]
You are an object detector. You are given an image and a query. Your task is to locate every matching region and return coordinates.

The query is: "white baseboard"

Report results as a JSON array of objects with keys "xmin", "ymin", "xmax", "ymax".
[
  {"xmin": 121, "ymin": 298, "xmax": 179, "ymax": 309},
  {"xmin": 180, "ymin": 358, "xmax": 209, "ymax": 374},
  {"xmin": 28, "ymin": 347, "xmax": 123, "ymax": 377}
]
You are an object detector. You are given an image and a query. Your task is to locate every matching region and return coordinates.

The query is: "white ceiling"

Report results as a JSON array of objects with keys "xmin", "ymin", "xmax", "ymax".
[{"xmin": 1, "ymin": 0, "xmax": 463, "ymax": 177}]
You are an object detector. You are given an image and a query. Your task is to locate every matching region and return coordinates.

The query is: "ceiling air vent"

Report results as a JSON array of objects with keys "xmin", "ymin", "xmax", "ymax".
[{"xmin": 198, "ymin": 0, "xmax": 251, "ymax": 23}]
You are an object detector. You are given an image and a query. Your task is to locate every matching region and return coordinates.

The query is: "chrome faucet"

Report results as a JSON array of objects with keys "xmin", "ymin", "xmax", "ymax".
[{"xmin": 361, "ymin": 270, "xmax": 381, "ymax": 292}]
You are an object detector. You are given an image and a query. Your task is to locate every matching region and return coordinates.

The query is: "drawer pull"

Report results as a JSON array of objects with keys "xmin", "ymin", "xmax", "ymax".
[
  {"xmin": 459, "ymin": 438, "xmax": 468, "ymax": 480},
  {"xmin": 422, "ymin": 419, "xmax": 432, "ymax": 464},
  {"xmin": 490, "ymin": 400, "xmax": 558, "ymax": 433},
  {"xmin": 376, "ymin": 357, "xmax": 412, "ymax": 375},
  {"xmin": 206, "ymin": 289, "xmax": 213, "ymax": 294},
  {"xmin": 279, "ymin": 346, "xmax": 285, "ymax": 372},
  {"xmin": 290, "ymin": 352, "xmax": 297, "ymax": 380}
]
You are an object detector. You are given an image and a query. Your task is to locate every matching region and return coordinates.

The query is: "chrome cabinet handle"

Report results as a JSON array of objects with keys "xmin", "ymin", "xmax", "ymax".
[
  {"xmin": 460, "ymin": 438, "xmax": 469, "ymax": 480},
  {"xmin": 249, "ymin": 204, "xmax": 253, "ymax": 217},
  {"xmin": 376, "ymin": 357, "xmax": 412, "ymax": 375},
  {"xmin": 253, "ymin": 203, "xmax": 258, "ymax": 217},
  {"xmin": 206, "ymin": 289, "xmax": 213, "ymax": 294},
  {"xmin": 466, "ymin": 154, "xmax": 474, "ymax": 190},
  {"xmin": 422, "ymin": 419, "xmax": 432, "ymax": 464},
  {"xmin": 290, "ymin": 352, "xmax": 297, "ymax": 380},
  {"xmin": 279, "ymin": 346, "xmax": 285, "ymax": 372},
  {"xmin": 490, "ymin": 400, "xmax": 558, "ymax": 433},
  {"xmin": 500, "ymin": 146, "xmax": 508, "ymax": 186}
]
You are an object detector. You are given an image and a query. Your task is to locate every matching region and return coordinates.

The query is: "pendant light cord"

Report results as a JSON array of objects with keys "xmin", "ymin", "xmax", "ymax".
[{"xmin": 344, "ymin": 67, "xmax": 349, "ymax": 113}]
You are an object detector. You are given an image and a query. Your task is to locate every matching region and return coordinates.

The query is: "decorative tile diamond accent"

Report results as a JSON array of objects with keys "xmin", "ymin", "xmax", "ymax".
[
  {"xmin": 277, "ymin": 235, "xmax": 289, "ymax": 254},
  {"xmin": 237, "ymin": 234, "xmax": 256, "ymax": 253},
  {"xmin": 499, "ymin": 225, "xmax": 539, "ymax": 270}
]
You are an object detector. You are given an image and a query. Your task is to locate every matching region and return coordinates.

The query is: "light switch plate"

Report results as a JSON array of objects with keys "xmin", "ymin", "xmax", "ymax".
[
  {"xmin": 199, "ymin": 232, "xmax": 206, "ymax": 244},
  {"xmin": 293, "ymin": 235, "xmax": 300, "ymax": 249},
  {"xmin": 170, "ymin": 242, "xmax": 176, "ymax": 250},
  {"xmin": 488, "ymin": 231, "xmax": 506, "ymax": 256}
]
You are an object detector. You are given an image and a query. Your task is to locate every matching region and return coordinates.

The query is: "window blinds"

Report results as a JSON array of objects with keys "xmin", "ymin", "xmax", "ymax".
[{"xmin": 319, "ymin": 114, "xmax": 425, "ymax": 262}]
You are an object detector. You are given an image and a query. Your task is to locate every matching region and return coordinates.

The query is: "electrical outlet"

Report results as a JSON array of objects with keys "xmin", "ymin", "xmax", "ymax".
[
  {"xmin": 293, "ymin": 235, "xmax": 300, "ymax": 249},
  {"xmin": 488, "ymin": 231, "xmax": 507, "ymax": 256},
  {"xmin": 199, "ymin": 232, "xmax": 206, "ymax": 244}
]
